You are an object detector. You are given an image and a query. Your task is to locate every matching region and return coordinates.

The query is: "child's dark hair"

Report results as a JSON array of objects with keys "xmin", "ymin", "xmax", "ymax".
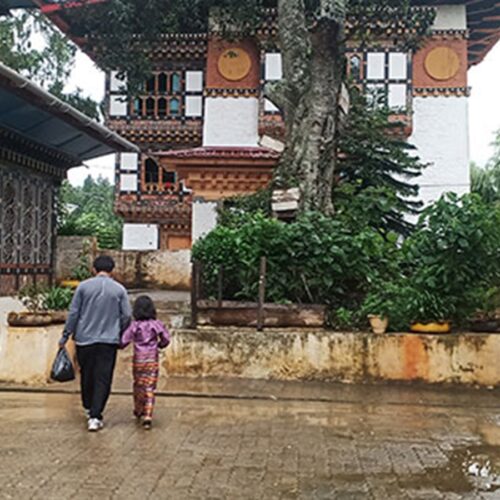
[{"xmin": 133, "ymin": 295, "xmax": 157, "ymax": 321}]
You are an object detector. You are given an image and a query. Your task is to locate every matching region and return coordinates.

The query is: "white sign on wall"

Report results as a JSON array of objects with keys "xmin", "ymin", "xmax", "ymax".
[{"xmin": 123, "ymin": 224, "xmax": 159, "ymax": 251}]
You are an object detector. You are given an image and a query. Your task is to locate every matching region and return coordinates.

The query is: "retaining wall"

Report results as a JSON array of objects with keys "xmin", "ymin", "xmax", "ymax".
[{"xmin": 0, "ymin": 325, "xmax": 498, "ymax": 388}]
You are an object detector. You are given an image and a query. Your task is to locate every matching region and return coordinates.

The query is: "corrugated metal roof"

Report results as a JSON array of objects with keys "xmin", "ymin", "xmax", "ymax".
[{"xmin": 0, "ymin": 62, "xmax": 139, "ymax": 166}]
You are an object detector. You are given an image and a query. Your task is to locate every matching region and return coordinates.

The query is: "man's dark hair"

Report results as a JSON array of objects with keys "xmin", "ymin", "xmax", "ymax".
[
  {"xmin": 133, "ymin": 295, "xmax": 157, "ymax": 321},
  {"xmin": 93, "ymin": 255, "xmax": 115, "ymax": 273}
]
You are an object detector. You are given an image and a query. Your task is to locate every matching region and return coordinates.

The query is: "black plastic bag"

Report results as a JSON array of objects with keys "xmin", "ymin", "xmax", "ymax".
[{"xmin": 50, "ymin": 347, "xmax": 75, "ymax": 382}]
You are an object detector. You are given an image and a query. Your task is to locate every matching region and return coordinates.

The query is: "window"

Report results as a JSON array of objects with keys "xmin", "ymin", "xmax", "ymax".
[
  {"xmin": 366, "ymin": 53, "xmax": 385, "ymax": 80},
  {"xmin": 171, "ymin": 73, "xmax": 181, "ymax": 93},
  {"xmin": 146, "ymin": 97, "xmax": 155, "ymax": 117},
  {"xmin": 263, "ymin": 53, "xmax": 283, "ymax": 114},
  {"xmin": 145, "ymin": 159, "xmax": 160, "ymax": 185},
  {"xmin": 349, "ymin": 55, "xmax": 361, "ymax": 82},
  {"xmin": 184, "ymin": 70, "xmax": 204, "ymax": 117},
  {"xmin": 158, "ymin": 98, "xmax": 168, "ymax": 117},
  {"xmin": 163, "ymin": 170, "xmax": 176, "ymax": 190},
  {"xmin": 364, "ymin": 51, "xmax": 410, "ymax": 111},
  {"xmin": 127, "ymin": 70, "xmax": 204, "ymax": 119},
  {"xmin": 158, "ymin": 73, "xmax": 168, "ymax": 93}
]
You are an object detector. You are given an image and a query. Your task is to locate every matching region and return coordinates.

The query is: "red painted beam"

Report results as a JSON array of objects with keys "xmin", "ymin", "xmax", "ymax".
[{"xmin": 40, "ymin": 0, "xmax": 108, "ymax": 14}]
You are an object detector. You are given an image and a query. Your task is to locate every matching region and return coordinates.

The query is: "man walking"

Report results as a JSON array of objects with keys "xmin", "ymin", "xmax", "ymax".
[{"xmin": 59, "ymin": 255, "xmax": 131, "ymax": 432}]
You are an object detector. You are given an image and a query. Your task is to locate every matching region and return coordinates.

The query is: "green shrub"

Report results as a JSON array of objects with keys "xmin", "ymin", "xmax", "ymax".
[
  {"xmin": 192, "ymin": 212, "xmax": 400, "ymax": 316},
  {"xmin": 402, "ymin": 193, "xmax": 500, "ymax": 324},
  {"xmin": 43, "ymin": 287, "xmax": 74, "ymax": 311}
]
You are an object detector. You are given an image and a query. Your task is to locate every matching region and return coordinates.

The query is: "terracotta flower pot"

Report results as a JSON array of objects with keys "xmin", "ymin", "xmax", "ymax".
[
  {"xmin": 7, "ymin": 312, "xmax": 53, "ymax": 327},
  {"xmin": 368, "ymin": 315, "xmax": 388, "ymax": 334},
  {"xmin": 410, "ymin": 322, "xmax": 451, "ymax": 334}
]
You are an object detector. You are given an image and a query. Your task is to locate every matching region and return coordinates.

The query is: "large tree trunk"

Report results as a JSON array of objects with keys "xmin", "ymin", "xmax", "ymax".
[{"xmin": 268, "ymin": 0, "xmax": 346, "ymax": 216}]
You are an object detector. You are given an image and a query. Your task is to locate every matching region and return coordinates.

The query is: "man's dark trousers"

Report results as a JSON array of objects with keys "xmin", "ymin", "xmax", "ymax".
[{"xmin": 76, "ymin": 343, "xmax": 118, "ymax": 420}]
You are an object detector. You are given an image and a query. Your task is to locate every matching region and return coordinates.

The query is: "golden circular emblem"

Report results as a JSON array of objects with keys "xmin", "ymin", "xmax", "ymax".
[
  {"xmin": 424, "ymin": 47, "xmax": 460, "ymax": 81},
  {"xmin": 218, "ymin": 48, "xmax": 252, "ymax": 81}
]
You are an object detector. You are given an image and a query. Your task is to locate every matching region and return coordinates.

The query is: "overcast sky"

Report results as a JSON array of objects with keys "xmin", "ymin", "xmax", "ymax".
[{"xmin": 65, "ymin": 42, "xmax": 500, "ymax": 186}]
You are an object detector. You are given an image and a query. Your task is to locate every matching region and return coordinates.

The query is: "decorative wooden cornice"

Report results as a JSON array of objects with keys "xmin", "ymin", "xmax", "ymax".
[
  {"xmin": 413, "ymin": 86, "xmax": 471, "ymax": 97},
  {"xmin": 0, "ymin": 129, "xmax": 71, "ymax": 178},
  {"xmin": 106, "ymin": 119, "xmax": 203, "ymax": 147},
  {"xmin": 204, "ymin": 88, "xmax": 259, "ymax": 98},
  {"xmin": 115, "ymin": 198, "xmax": 192, "ymax": 229}
]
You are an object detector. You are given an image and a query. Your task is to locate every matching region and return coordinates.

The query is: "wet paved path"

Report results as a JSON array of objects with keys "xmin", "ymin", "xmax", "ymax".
[{"xmin": 0, "ymin": 381, "xmax": 499, "ymax": 499}]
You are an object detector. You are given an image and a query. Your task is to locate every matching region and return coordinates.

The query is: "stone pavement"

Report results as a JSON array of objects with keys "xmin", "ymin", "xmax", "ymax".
[{"xmin": 0, "ymin": 380, "xmax": 499, "ymax": 499}]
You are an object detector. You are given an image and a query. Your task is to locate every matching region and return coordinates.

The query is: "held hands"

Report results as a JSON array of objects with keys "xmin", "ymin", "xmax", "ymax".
[{"xmin": 58, "ymin": 337, "xmax": 67, "ymax": 348}]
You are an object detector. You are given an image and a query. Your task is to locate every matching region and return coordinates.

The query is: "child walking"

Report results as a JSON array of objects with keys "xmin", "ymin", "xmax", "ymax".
[{"xmin": 120, "ymin": 295, "xmax": 170, "ymax": 429}]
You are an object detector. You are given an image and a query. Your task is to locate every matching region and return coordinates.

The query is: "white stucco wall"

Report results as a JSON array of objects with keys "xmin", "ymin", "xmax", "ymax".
[
  {"xmin": 433, "ymin": 5, "xmax": 467, "ymax": 31},
  {"xmin": 410, "ymin": 96, "xmax": 470, "ymax": 206},
  {"xmin": 192, "ymin": 201, "xmax": 218, "ymax": 243},
  {"xmin": 123, "ymin": 224, "xmax": 159, "ymax": 251},
  {"xmin": 203, "ymin": 97, "xmax": 259, "ymax": 147}
]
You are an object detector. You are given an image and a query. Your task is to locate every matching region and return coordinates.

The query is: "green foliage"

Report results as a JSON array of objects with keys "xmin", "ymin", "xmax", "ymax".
[
  {"xmin": 18, "ymin": 285, "xmax": 74, "ymax": 312},
  {"xmin": 58, "ymin": 176, "xmax": 123, "ymax": 250},
  {"xmin": 0, "ymin": 11, "xmax": 99, "ymax": 118},
  {"xmin": 193, "ymin": 212, "xmax": 399, "ymax": 317},
  {"xmin": 217, "ymin": 188, "xmax": 272, "ymax": 228},
  {"xmin": 360, "ymin": 281, "xmax": 401, "ymax": 319},
  {"xmin": 43, "ymin": 287, "xmax": 74, "ymax": 311},
  {"xmin": 401, "ymin": 193, "xmax": 500, "ymax": 324},
  {"xmin": 471, "ymin": 129, "xmax": 500, "ymax": 204},
  {"xmin": 196, "ymin": 194, "xmax": 500, "ymax": 330},
  {"xmin": 335, "ymin": 88, "xmax": 426, "ymax": 236}
]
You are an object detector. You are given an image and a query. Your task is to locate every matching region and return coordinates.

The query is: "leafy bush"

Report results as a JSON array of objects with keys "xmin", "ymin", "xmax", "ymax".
[
  {"xmin": 193, "ymin": 212, "xmax": 400, "ymax": 318},
  {"xmin": 43, "ymin": 287, "xmax": 74, "ymax": 311},
  {"xmin": 401, "ymin": 193, "xmax": 500, "ymax": 324},
  {"xmin": 18, "ymin": 285, "xmax": 74, "ymax": 312}
]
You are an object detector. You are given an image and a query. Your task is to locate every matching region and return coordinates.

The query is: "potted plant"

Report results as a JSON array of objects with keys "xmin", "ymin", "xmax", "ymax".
[
  {"xmin": 361, "ymin": 286, "xmax": 396, "ymax": 334},
  {"xmin": 43, "ymin": 287, "xmax": 74, "ymax": 324},
  {"xmin": 402, "ymin": 287, "xmax": 453, "ymax": 334},
  {"xmin": 8, "ymin": 284, "xmax": 52, "ymax": 327},
  {"xmin": 402, "ymin": 194, "xmax": 500, "ymax": 333}
]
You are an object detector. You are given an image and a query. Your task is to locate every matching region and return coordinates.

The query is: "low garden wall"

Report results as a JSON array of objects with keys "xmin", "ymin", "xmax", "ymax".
[
  {"xmin": 56, "ymin": 236, "xmax": 191, "ymax": 290},
  {"xmin": 1, "ymin": 325, "xmax": 498, "ymax": 388}
]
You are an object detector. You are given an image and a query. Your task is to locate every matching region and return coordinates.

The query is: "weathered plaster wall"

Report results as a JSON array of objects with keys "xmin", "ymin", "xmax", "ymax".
[
  {"xmin": 1, "ymin": 327, "xmax": 498, "ymax": 387},
  {"xmin": 56, "ymin": 236, "xmax": 191, "ymax": 290},
  {"xmin": 101, "ymin": 249, "xmax": 192, "ymax": 290},
  {"xmin": 409, "ymin": 96, "xmax": 470, "ymax": 206},
  {"xmin": 1, "ymin": 326, "xmax": 498, "ymax": 387},
  {"xmin": 203, "ymin": 98, "xmax": 259, "ymax": 147},
  {"xmin": 165, "ymin": 329, "xmax": 499, "ymax": 387},
  {"xmin": 55, "ymin": 236, "xmax": 97, "ymax": 282}
]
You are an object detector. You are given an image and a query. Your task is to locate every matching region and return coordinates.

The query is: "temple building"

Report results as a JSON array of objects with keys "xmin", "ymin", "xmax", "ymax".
[
  {"xmin": 11, "ymin": 0, "xmax": 500, "ymax": 251},
  {"xmin": 0, "ymin": 61, "xmax": 137, "ymax": 295}
]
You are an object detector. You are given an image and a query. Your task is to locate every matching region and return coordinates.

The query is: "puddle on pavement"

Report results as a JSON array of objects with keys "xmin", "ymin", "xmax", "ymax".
[{"xmin": 397, "ymin": 444, "xmax": 500, "ymax": 494}]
